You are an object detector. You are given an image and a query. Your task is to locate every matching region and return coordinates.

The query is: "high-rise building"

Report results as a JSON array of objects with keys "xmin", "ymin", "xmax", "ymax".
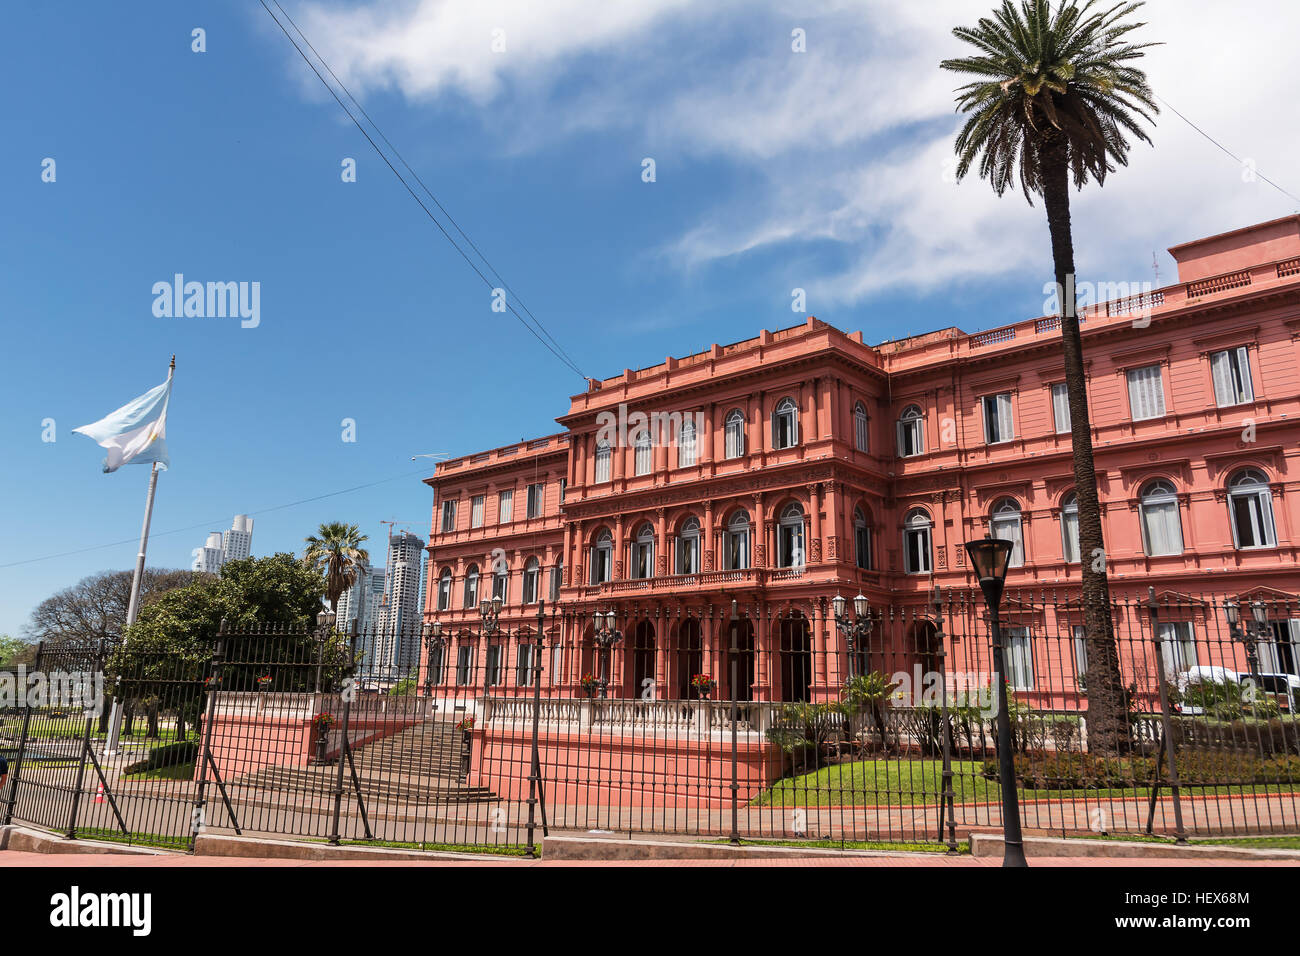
[
  {"xmin": 333, "ymin": 557, "xmax": 370, "ymax": 633},
  {"xmin": 376, "ymin": 532, "xmax": 426, "ymax": 678},
  {"xmin": 193, "ymin": 532, "xmax": 225, "ymax": 574},
  {"xmin": 192, "ymin": 514, "xmax": 255, "ymax": 573},
  {"xmin": 222, "ymin": 514, "xmax": 254, "ymax": 562}
]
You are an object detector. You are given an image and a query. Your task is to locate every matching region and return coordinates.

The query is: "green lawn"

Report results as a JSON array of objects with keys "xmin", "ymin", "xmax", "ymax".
[
  {"xmin": 333, "ymin": 839, "xmax": 530, "ymax": 857},
  {"xmin": 754, "ymin": 759, "xmax": 1300, "ymax": 807},
  {"xmin": 76, "ymin": 826, "xmax": 191, "ymax": 851}
]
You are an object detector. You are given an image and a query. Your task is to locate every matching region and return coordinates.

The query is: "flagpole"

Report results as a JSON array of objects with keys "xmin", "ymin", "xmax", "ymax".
[{"xmin": 106, "ymin": 355, "xmax": 174, "ymax": 755}]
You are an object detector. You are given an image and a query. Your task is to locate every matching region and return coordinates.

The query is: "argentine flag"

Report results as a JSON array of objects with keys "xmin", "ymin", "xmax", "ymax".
[{"xmin": 72, "ymin": 373, "xmax": 172, "ymax": 473}]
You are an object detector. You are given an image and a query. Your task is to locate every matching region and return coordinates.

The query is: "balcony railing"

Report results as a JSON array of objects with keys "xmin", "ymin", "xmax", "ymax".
[
  {"xmin": 483, "ymin": 695, "xmax": 780, "ymax": 734},
  {"xmin": 579, "ymin": 564, "xmax": 825, "ymax": 596}
]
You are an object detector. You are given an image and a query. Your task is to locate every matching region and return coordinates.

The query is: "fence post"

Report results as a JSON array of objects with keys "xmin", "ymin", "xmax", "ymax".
[
  {"xmin": 65, "ymin": 640, "xmax": 107, "ymax": 839},
  {"xmin": 3, "ymin": 641, "xmax": 42, "ymax": 826},
  {"xmin": 932, "ymin": 588, "xmax": 959, "ymax": 852},
  {"xmin": 329, "ymin": 620, "xmax": 358, "ymax": 846},
  {"xmin": 525, "ymin": 600, "xmax": 546, "ymax": 858},
  {"xmin": 193, "ymin": 619, "xmax": 227, "ymax": 846},
  {"xmin": 1145, "ymin": 587, "xmax": 1188, "ymax": 843},
  {"xmin": 728, "ymin": 600, "xmax": 740, "ymax": 846}
]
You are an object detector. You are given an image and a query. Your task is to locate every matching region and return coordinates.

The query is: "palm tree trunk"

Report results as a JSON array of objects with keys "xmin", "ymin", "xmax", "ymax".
[{"xmin": 1039, "ymin": 136, "xmax": 1129, "ymax": 756}]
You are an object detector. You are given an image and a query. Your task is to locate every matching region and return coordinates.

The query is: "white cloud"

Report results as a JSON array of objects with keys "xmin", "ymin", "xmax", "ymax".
[{"xmin": 286, "ymin": 0, "xmax": 1300, "ymax": 306}]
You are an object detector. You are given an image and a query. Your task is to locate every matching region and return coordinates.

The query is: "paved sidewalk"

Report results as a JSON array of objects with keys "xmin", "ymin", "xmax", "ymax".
[{"xmin": 2, "ymin": 849, "xmax": 1292, "ymax": 867}]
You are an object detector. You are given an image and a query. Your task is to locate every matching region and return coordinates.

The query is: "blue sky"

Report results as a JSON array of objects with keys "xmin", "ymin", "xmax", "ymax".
[{"xmin": 3, "ymin": 0, "xmax": 1297, "ymax": 637}]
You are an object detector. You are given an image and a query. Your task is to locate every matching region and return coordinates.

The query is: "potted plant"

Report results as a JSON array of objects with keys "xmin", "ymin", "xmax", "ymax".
[
  {"xmin": 579, "ymin": 673, "xmax": 600, "ymax": 699},
  {"xmin": 454, "ymin": 715, "xmax": 476, "ymax": 732},
  {"xmin": 691, "ymin": 673, "xmax": 717, "ymax": 700},
  {"xmin": 256, "ymin": 674, "xmax": 273, "ymax": 691},
  {"xmin": 312, "ymin": 711, "xmax": 335, "ymax": 762}
]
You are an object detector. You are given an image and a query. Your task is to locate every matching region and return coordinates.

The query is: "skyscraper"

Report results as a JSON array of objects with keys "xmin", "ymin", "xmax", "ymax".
[
  {"xmin": 192, "ymin": 514, "xmax": 255, "ymax": 573},
  {"xmin": 375, "ymin": 531, "xmax": 425, "ymax": 678},
  {"xmin": 193, "ymin": 532, "xmax": 224, "ymax": 574}
]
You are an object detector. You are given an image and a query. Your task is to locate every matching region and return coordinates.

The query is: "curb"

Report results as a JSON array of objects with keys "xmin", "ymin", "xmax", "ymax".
[
  {"xmin": 970, "ymin": 832, "xmax": 1300, "ymax": 861},
  {"xmin": 192, "ymin": 833, "xmax": 522, "ymax": 863},
  {"xmin": 0, "ymin": 825, "xmax": 173, "ymax": 856},
  {"xmin": 541, "ymin": 834, "xmax": 952, "ymax": 861}
]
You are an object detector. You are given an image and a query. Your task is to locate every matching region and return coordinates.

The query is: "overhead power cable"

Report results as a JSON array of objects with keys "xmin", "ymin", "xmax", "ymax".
[{"xmin": 259, "ymin": 0, "xmax": 588, "ymax": 380}]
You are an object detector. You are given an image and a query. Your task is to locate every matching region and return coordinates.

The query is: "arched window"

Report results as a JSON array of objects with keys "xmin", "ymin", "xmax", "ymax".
[
  {"xmin": 725, "ymin": 510, "xmax": 751, "ymax": 571},
  {"xmin": 777, "ymin": 503, "xmax": 805, "ymax": 568},
  {"xmin": 590, "ymin": 529, "xmax": 613, "ymax": 585},
  {"xmin": 903, "ymin": 509, "xmax": 932, "ymax": 574},
  {"xmin": 677, "ymin": 418, "xmax": 698, "ymax": 468},
  {"xmin": 462, "ymin": 564, "xmax": 480, "ymax": 609},
  {"xmin": 897, "ymin": 405, "xmax": 924, "ymax": 457},
  {"xmin": 491, "ymin": 558, "xmax": 508, "ymax": 604},
  {"xmin": 1059, "ymin": 492, "xmax": 1080, "ymax": 564},
  {"xmin": 990, "ymin": 498, "xmax": 1025, "ymax": 568},
  {"xmin": 724, "ymin": 409, "xmax": 746, "ymax": 458},
  {"xmin": 1228, "ymin": 468, "xmax": 1276, "ymax": 549},
  {"xmin": 594, "ymin": 440, "xmax": 611, "ymax": 483},
  {"xmin": 634, "ymin": 430, "xmax": 653, "ymax": 476},
  {"xmin": 854, "ymin": 402, "xmax": 869, "ymax": 453},
  {"xmin": 522, "ymin": 556, "xmax": 541, "ymax": 604},
  {"xmin": 631, "ymin": 522, "xmax": 656, "ymax": 578},
  {"xmin": 677, "ymin": 517, "xmax": 701, "ymax": 574},
  {"xmin": 854, "ymin": 507, "xmax": 872, "ymax": 570},
  {"xmin": 772, "ymin": 397, "xmax": 799, "ymax": 450},
  {"xmin": 1139, "ymin": 480, "xmax": 1183, "ymax": 556},
  {"xmin": 437, "ymin": 569, "xmax": 452, "ymax": 611}
]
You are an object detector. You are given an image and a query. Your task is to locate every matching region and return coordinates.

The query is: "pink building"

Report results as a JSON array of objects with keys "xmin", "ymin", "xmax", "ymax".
[{"xmin": 420, "ymin": 215, "xmax": 1300, "ymax": 708}]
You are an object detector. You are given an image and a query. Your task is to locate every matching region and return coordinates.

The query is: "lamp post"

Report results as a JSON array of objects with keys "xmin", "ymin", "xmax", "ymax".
[
  {"xmin": 479, "ymin": 596, "xmax": 504, "ymax": 705},
  {"xmin": 591, "ymin": 609, "xmax": 623, "ymax": 699},
  {"xmin": 1224, "ymin": 600, "xmax": 1269, "ymax": 694},
  {"xmin": 964, "ymin": 535, "xmax": 1027, "ymax": 868},
  {"xmin": 422, "ymin": 620, "xmax": 445, "ymax": 697},
  {"xmin": 314, "ymin": 609, "xmax": 336, "ymax": 694},
  {"xmin": 832, "ymin": 593, "xmax": 875, "ymax": 680}
]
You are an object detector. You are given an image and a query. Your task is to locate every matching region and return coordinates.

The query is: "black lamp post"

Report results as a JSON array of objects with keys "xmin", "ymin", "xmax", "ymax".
[
  {"xmin": 422, "ymin": 620, "xmax": 445, "ymax": 697},
  {"xmin": 1224, "ymin": 600, "xmax": 1269, "ymax": 692},
  {"xmin": 591, "ymin": 609, "xmax": 623, "ymax": 699},
  {"xmin": 832, "ymin": 593, "xmax": 874, "ymax": 680},
  {"xmin": 964, "ymin": 535, "xmax": 1027, "ymax": 868}
]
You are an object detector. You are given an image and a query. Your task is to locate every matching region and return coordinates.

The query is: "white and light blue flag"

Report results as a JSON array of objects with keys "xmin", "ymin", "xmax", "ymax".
[{"xmin": 72, "ymin": 372, "xmax": 173, "ymax": 473}]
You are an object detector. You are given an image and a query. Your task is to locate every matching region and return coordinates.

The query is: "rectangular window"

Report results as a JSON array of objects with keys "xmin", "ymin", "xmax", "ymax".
[
  {"xmin": 724, "ymin": 415, "xmax": 745, "ymax": 459},
  {"xmin": 1006, "ymin": 627, "xmax": 1034, "ymax": 690},
  {"xmin": 526, "ymin": 483, "xmax": 544, "ymax": 519},
  {"xmin": 486, "ymin": 645, "xmax": 502, "ymax": 686},
  {"xmin": 559, "ymin": 478, "xmax": 567, "ymax": 502},
  {"xmin": 498, "ymin": 489, "xmax": 513, "ymax": 524},
  {"xmin": 594, "ymin": 444, "xmax": 611, "ymax": 483},
  {"xmin": 1051, "ymin": 383, "xmax": 1071, "ymax": 434},
  {"xmin": 516, "ymin": 644, "xmax": 535, "ymax": 686},
  {"xmin": 440, "ymin": 500, "xmax": 457, "ymax": 533},
  {"xmin": 1211, "ymin": 347, "xmax": 1254, "ymax": 407},
  {"xmin": 635, "ymin": 439, "xmax": 652, "ymax": 475},
  {"xmin": 549, "ymin": 566, "xmax": 562, "ymax": 602},
  {"xmin": 549, "ymin": 645, "xmax": 564, "ymax": 687},
  {"xmin": 904, "ymin": 528, "xmax": 931, "ymax": 574},
  {"xmin": 1231, "ymin": 488, "xmax": 1277, "ymax": 548},
  {"xmin": 523, "ymin": 565, "xmax": 539, "ymax": 604},
  {"xmin": 492, "ymin": 571, "xmax": 507, "ymax": 604},
  {"xmin": 677, "ymin": 422, "xmax": 697, "ymax": 468},
  {"xmin": 982, "ymin": 393, "xmax": 1014, "ymax": 444},
  {"xmin": 1061, "ymin": 508, "xmax": 1080, "ymax": 564},
  {"xmin": 1071, "ymin": 625, "xmax": 1088, "ymax": 691},
  {"xmin": 854, "ymin": 408, "xmax": 869, "ymax": 452},
  {"xmin": 470, "ymin": 495, "xmax": 485, "ymax": 528},
  {"xmin": 456, "ymin": 645, "xmax": 473, "ymax": 686},
  {"xmin": 1126, "ymin": 364, "xmax": 1166, "ymax": 421},
  {"xmin": 1157, "ymin": 622, "xmax": 1197, "ymax": 678}
]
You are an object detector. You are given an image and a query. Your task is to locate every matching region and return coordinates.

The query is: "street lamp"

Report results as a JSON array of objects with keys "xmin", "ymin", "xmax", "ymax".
[
  {"xmin": 591, "ymin": 609, "xmax": 623, "ymax": 700},
  {"xmin": 1224, "ymin": 599, "xmax": 1269, "ymax": 692},
  {"xmin": 422, "ymin": 620, "xmax": 445, "ymax": 696},
  {"xmin": 832, "ymin": 593, "xmax": 875, "ymax": 679},
  {"xmin": 964, "ymin": 535, "xmax": 1026, "ymax": 868}
]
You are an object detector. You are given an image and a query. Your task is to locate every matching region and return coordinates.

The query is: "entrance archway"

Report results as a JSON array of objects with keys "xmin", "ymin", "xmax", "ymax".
[
  {"xmin": 625, "ymin": 620, "xmax": 656, "ymax": 699},
  {"xmin": 720, "ymin": 619, "xmax": 755, "ymax": 701},
  {"xmin": 674, "ymin": 618, "xmax": 703, "ymax": 699},
  {"xmin": 778, "ymin": 611, "xmax": 812, "ymax": 702}
]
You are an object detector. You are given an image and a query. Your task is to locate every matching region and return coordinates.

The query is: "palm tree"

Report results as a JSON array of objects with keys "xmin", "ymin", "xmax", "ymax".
[
  {"xmin": 940, "ymin": 0, "xmax": 1158, "ymax": 753},
  {"xmin": 303, "ymin": 522, "xmax": 370, "ymax": 613}
]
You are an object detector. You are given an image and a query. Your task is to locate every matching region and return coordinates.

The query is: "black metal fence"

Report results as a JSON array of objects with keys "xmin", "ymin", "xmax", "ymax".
[{"xmin": 5, "ymin": 588, "xmax": 1300, "ymax": 853}]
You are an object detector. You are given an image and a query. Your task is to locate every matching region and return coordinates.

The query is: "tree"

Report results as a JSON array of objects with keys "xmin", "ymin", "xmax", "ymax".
[
  {"xmin": 303, "ymin": 522, "xmax": 369, "ymax": 613},
  {"xmin": 27, "ymin": 568, "xmax": 198, "ymax": 645},
  {"xmin": 0, "ymin": 634, "xmax": 34, "ymax": 667},
  {"xmin": 108, "ymin": 553, "xmax": 339, "ymax": 739},
  {"xmin": 940, "ymin": 0, "xmax": 1158, "ymax": 753}
]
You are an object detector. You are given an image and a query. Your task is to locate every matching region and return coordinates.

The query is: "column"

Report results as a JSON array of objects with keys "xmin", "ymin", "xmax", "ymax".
[
  {"xmin": 703, "ymin": 499, "xmax": 716, "ymax": 572},
  {"xmin": 810, "ymin": 483, "xmax": 823, "ymax": 564}
]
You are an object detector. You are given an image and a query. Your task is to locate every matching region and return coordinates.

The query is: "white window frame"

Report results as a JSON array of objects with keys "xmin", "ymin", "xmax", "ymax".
[
  {"xmin": 853, "ymin": 402, "xmax": 869, "ymax": 452},
  {"xmin": 677, "ymin": 518, "xmax": 701, "ymax": 574},
  {"xmin": 903, "ymin": 509, "xmax": 932, "ymax": 574},
  {"xmin": 1211, "ymin": 346, "xmax": 1254, "ymax": 408},
  {"xmin": 526, "ymin": 482, "xmax": 544, "ymax": 519},
  {"xmin": 1051, "ymin": 382, "xmax": 1071, "ymax": 434},
  {"xmin": 437, "ymin": 570, "xmax": 452, "ymax": 611},
  {"xmin": 725, "ymin": 511, "xmax": 751, "ymax": 571},
  {"xmin": 634, "ymin": 432, "xmax": 652, "ymax": 476},
  {"xmin": 590, "ymin": 531, "xmax": 613, "ymax": 584},
  {"xmin": 1157, "ymin": 621, "xmax": 1197, "ymax": 678},
  {"xmin": 777, "ymin": 504, "xmax": 805, "ymax": 569},
  {"xmin": 854, "ymin": 508, "xmax": 872, "ymax": 570},
  {"xmin": 594, "ymin": 441, "xmax": 611, "ymax": 484},
  {"xmin": 724, "ymin": 409, "xmax": 746, "ymax": 459},
  {"xmin": 498, "ymin": 489, "xmax": 514, "ymax": 524},
  {"xmin": 981, "ymin": 392, "xmax": 1015, "ymax": 444},
  {"xmin": 1005, "ymin": 627, "xmax": 1035, "ymax": 690},
  {"xmin": 631, "ymin": 524, "xmax": 655, "ymax": 579},
  {"xmin": 1126, "ymin": 364, "xmax": 1167, "ymax": 421},
  {"xmin": 1228, "ymin": 469, "xmax": 1276, "ymax": 549},
  {"xmin": 772, "ymin": 397, "xmax": 799, "ymax": 450},
  {"xmin": 462, "ymin": 564, "xmax": 480, "ymax": 608},
  {"xmin": 897, "ymin": 405, "xmax": 924, "ymax": 457},
  {"xmin": 440, "ymin": 500, "xmax": 457, "ymax": 533},
  {"xmin": 1071, "ymin": 625, "xmax": 1088, "ymax": 691},
  {"xmin": 1059, "ymin": 493, "xmax": 1080, "ymax": 564},
  {"xmin": 522, "ymin": 557, "xmax": 540, "ymax": 604},
  {"xmin": 1139, "ymin": 480, "xmax": 1183, "ymax": 556},
  {"xmin": 989, "ymin": 498, "xmax": 1024, "ymax": 568},
  {"xmin": 677, "ymin": 419, "xmax": 697, "ymax": 468},
  {"xmin": 470, "ymin": 494, "xmax": 485, "ymax": 529}
]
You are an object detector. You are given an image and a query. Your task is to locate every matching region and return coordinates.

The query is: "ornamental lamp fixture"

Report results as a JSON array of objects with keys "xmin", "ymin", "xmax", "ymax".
[
  {"xmin": 964, "ymin": 536, "xmax": 1014, "ymax": 608},
  {"xmin": 832, "ymin": 594, "xmax": 847, "ymax": 620},
  {"xmin": 854, "ymin": 593, "xmax": 870, "ymax": 619}
]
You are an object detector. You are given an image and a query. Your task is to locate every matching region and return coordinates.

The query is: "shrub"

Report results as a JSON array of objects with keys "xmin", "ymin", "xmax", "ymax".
[{"xmin": 123, "ymin": 740, "xmax": 198, "ymax": 776}]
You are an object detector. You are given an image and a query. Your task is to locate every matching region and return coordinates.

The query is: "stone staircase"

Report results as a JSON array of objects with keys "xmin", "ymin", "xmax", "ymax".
[{"xmin": 238, "ymin": 720, "xmax": 496, "ymax": 805}]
